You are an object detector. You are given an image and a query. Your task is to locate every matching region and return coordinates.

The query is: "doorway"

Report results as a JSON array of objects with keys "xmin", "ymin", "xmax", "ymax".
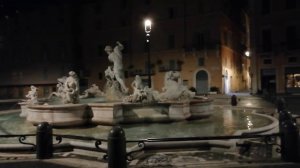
[{"xmin": 196, "ymin": 70, "xmax": 209, "ymax": 94}]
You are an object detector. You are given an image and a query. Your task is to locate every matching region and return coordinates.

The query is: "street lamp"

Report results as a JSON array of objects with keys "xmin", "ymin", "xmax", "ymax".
[
  {"xmin": 245, "ymin": 51, "xmax": 250, "ymax": 57},
  {"xmin": 144, "ymin": 19, "xmax": 152, "ymax": 88}
]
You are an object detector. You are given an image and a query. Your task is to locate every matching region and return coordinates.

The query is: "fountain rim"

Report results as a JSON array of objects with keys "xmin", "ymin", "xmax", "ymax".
[
  {"xmin": 232, "ymin": 111, "xmax": 278, "ymax": 136},
  {"xmin": 26, "ymin": 103, "xmax": 87, "ymax": 109}
]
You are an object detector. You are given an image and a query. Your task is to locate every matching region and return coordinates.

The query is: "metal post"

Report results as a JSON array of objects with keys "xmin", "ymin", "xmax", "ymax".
[
  {"xmin": 277, "ymin": 98, "xmax": 287, "ymax": 132},
  {"xmin": 231, "ymin": 94, "xmax": 237, "ymax": 106},
  {"xmin": 108, "ymin": 126, "xmax": 127, "ymax": 168},
  {"xmin": 146, "ymin": 34, "xmax": 151, "ymax": 88},
  {"xmin": 280, "ymin": 120, "xmax": 300, "ymax": 162},
  {"xmin": 36, "ymin": 122, "xmax": 53, "ymax": 159},
  {"xmin": 277, "ymin": 97, "xmax": 286, "ymax": 113}
]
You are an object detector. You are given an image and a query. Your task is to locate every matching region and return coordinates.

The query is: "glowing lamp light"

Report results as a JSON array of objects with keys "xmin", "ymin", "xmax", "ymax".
[
  {"xmin": 245, "ymin": 51, "xmax": 250, "ymax": 57},
  {"xmin": 144, "ymin": 19, "xmax": 152, "ymax": 34}
]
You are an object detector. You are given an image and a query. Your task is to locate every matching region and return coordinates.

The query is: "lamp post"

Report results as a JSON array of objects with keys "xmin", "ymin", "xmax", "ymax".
[{"xmin": 144, "ymin": 19, "xmax": 152, "ymax": 88}]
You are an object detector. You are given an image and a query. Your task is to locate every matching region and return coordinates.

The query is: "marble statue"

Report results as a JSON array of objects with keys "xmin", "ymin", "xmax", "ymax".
[
  {"xmin": 124, "ymin": 75, "xmax": 159, "ymax": 103},
  {"xmin": 80, "ymin": 83, "xmax": 104, "ymax": 98},
  {"xmin": 48, "ymin": 76, "xmax": 66, "ymax": 99},
  {"xmin": 104, "ymin": 41, "xmax": 128, "ymax": 94},
  {"xmin": 19, "ymin": 85, "xmax": 39, "ymax": 117},
  {"xmin": 63, "ymin": 71, "xmax": 80, "ymax": 104},
  {"xmin": 25, "ymin": 85, "xmax": 38, "ymax": 104},
  {"xmin": 47, "ymin": 71, "xmax": 80, "ymax": 104},
  {"xmin": 124, "ymin": 75, "xmax": 146, "ymax": 102},
  {"xmin": 159, "ymin": 71, "xmax": 195, "ymax": 101}
]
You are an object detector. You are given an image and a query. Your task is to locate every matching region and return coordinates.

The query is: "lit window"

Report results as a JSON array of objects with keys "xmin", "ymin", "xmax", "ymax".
[{"xmin": 286, "ymin": 74, "xmax": 300, "ymax": 88}]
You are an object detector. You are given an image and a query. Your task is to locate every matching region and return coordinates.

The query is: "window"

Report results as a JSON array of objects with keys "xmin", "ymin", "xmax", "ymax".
[
  {"xmin": 261, "ymin": 29, "xmax": 272, "ymax": 52},
  {"xmin": 286, "ymin": 0, "xmax": 297, "ymax": 9},
  {"xmin": 168, "ymin": 8, "xmax": 175, "ymax": 19},
  {"xmin": 168, "ymin": 34, "xmax": 175, "ymax": 49},
  {"xmin": 286, "ymin": 25, "xmax": 298, "ymax": 50},
  {"xmin": 261, "ymin": 0, "xmax": 271, "ymax": 15},
  {"xmin": 263, "ymin": 59, "xmax": 272, "ymax": 64},
  {"xmin": 193, "ymin": 33, "xmax": 205, "ymax": 49},
  {"xmin": 169, "ymin": 60, "xmax": 176, "ymax": 70},
  {"xmin": 286, "ymin": 74, "xmax": 300, "ymax": 88},
  {"xmin": 286, "ymin": 67, "xmax": 300, "ymax": 92},
  {"xmin": 288, "ymin": 57, "xmax": 297, "ymax": 63},
  {"xmin": 198, "ymin": 57, "xmax": 205, "ymax": 66}
]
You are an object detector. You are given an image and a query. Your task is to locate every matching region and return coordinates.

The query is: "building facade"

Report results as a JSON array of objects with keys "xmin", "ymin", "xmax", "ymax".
[
  {"xmin": 80, "ymin": 0, "xmax": 250, "ymax": 95},
  {"xmin": 0, "ymin": 0, "xmax": 250, "ymax": 99},
  {"xmin": 249, "ymin": 0, "xmax": 300, "ymax": 96}
]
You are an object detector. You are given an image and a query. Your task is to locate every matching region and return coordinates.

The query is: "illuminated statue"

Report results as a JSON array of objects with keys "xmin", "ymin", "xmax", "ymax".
[
  {"xmin": 104, "ymin": 41, "xmax": 128, "ymax": 94},
  {"xmin": 25, "ymin": 85, "xmax": 38, "ymax": 104}
]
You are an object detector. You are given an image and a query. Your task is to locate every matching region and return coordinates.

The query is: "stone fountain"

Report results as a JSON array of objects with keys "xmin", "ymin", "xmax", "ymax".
[
  {"xmin": 21, "ymin": 71, "xmax": 90, "ymax": 127},
  {"xmin": 88, "ymin": 41, "xmax": 213, "ymax": 125},
  {"xmin": 20, "ymin": 41, "xmax": 212, "ymax": 127}
]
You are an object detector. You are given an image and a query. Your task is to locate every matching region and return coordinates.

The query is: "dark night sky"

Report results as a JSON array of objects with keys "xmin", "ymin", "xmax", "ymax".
[{"xmin": 0, "ymin": 0, "xmax": 80, "ymax": 16}]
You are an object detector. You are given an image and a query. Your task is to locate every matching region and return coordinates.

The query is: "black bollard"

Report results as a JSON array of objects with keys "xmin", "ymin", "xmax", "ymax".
[
  {"xmin": 278, "ymin": 110, "xmax": 289, "ymax": 132},
  {"xmin": 108, "ymin": 126, "xmax": 127, "ymax": 168},
  {"xmin": 280, "ymin": 120, "xmax": 300, "ymax": 162},
  {"xmin": 277, "ymin": 97, "xmax": 286, "ymax": 113},
  {"xmin": 231, "ymin": 94, "xmax": 237, "ymax": 106},
  {"xmin": 36, "ymin": 122, "xmax": 53, "ymax": 159}
]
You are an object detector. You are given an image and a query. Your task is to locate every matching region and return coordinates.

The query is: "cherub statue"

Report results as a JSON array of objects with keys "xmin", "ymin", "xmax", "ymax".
[
  {"xmin": 25, "ymin": 85, "xmax": 38, "ymax": 104},
  {"xmin": 63, "ymin": 71, "xmax": 80, "ymax": 104}
]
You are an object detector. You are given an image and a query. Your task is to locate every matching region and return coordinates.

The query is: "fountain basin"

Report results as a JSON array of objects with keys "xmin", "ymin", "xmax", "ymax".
[
  {"xmin": 89, "ymin": 98, "xmax": 213, "ymax": 125},
  {"xmin": 18, "ymin": 102, "xmax": 29, "ymax": 117},
  {"xmin": 190, "ymin": 98, "xmax": 214, "ymax": 119},
  {"xmin": 18, "ymin": 101, "xmax": 45, "ymax": 117},
  {"xmin": 26, "ymin": 104, "xmax": 89, "ymax": 127}
]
